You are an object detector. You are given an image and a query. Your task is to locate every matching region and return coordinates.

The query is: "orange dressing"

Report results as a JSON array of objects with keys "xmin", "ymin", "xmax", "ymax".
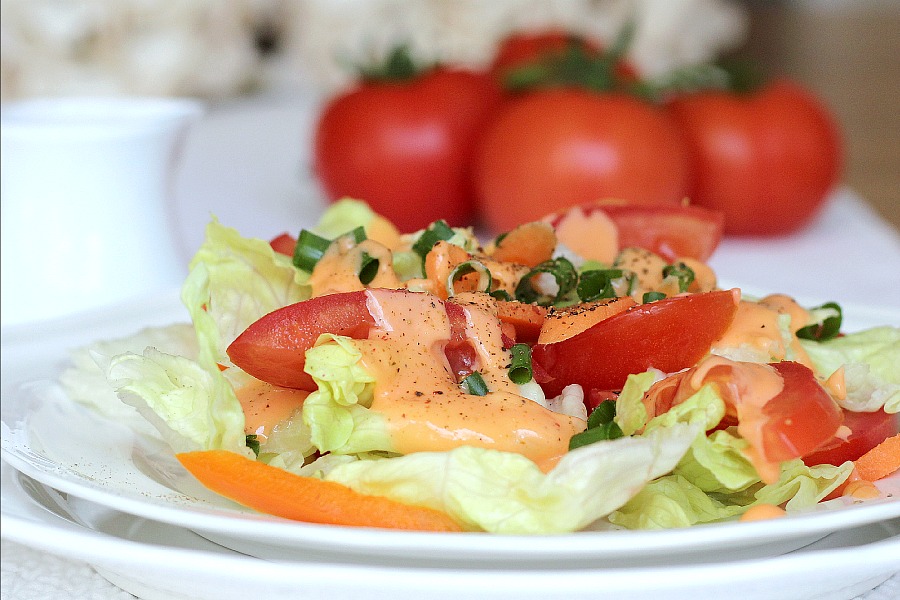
[
  {"xmin": 713, "ymin": 300, "xmax": 813, "ymax": 367},
  {"xmin": 739, "ymin": 503, "xmax": 787, "ymax": 522},
  {"xmin": 689, "ymin": 356, "xmax": 786, "ymax": 484},
  {"xmin": 236, "ymin": 379, "xmax": 310, "ymax": 442},
  {"xmin": 843, "ymin": 480, "xmax": 882, "ymax": 500},
  {"xmin": 552, "ymin": 206, "xmax": 619, "ymax": 264},
  {"xmin": 357, "ymin": 290, "xmax": 585, "ymax": 471},
  {"xmin": 308, "ymin": 238, "xmax": 402, "ymax": 297}
]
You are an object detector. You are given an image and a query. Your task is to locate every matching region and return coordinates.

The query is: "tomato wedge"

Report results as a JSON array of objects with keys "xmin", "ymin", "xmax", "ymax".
[
  {"xmin": 269, "ymin": 233, "xmax": 297, "ymax": 257},
  {"xmin": 532, "ymin": 290, "xmax": 738, "ymax": 397},
  {"xmin": 546, "ymin": 201, "xmax": 725, "ymax": 262},
  {"xmin": 227, "ymin": 290, "xmax": 376, "ymax": 390},
  {"xmin": 804, "ymin": 408, "xmax": 899, "ymax": 467},
  {"xmin": 761, "ymin": 361, "xmax": 844, "ymax": 462}
]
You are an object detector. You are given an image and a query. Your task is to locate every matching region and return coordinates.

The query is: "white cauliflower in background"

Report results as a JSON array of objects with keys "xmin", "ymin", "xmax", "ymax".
[
  {"xmin": 1, "ymin": 0, "xmax": 748, "ymax": 101},
  {"xmin": 277, "ymin": 0, "xmax": 749, "ymax": 93},
  {"xmin": 0, "ymin": 0, "xmax": 280, "ymax": 101}
]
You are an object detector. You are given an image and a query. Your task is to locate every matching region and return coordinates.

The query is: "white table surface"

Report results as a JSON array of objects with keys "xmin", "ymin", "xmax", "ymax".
[{"xmin": 2, "ymin": 95, "xmax": 899, "ymax": 600}]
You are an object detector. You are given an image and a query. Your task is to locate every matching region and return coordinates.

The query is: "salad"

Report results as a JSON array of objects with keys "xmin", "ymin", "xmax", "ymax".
[{"xmin": 64, "ymin": 199, "xmax": 899, "ymax": 534}]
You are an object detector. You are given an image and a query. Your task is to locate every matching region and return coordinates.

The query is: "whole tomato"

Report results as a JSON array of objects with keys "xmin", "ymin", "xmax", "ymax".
[
  {"xmin": 489, "ymin": 29, "xmax": 638, "ymax": 87},
  {"xmin": 313, "ymin": 64, "xmax": 503, "ymax": 233},
  {"xmin": 667, "ymin": 79, "xmax": 842, "ymax": 236},
  {"xmin": 473, "ymin": 89, "xmax": 690, "ymax": 233}
]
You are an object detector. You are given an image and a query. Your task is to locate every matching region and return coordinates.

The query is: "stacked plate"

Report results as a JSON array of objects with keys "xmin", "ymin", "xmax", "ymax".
[{"xmin": 2, "ymin": 292, "xmax": 899, "ymax": 600}]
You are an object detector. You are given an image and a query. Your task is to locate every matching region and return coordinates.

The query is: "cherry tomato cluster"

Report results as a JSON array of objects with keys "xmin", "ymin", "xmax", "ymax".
[{"xmin": 313, "ymin": 30, "xmax": 842, "ymax": 237}]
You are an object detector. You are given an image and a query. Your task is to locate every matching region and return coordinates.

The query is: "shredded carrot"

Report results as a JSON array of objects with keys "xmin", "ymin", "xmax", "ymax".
[
  {"xmin": 537, "ymin": 296, "xmax": 636, "ymax": 345},
  {"xmin": 176, "ymin": 450, "xmax": 462, "ymax": 532},
  {"xmin": 489, "ymin": 221, "xmax": 557, "ymax": 267},
  {"xmin": 424, "ymin": 241, "xmax": 474, "ymax": 299},
  {"xmin": 854, "ymin": 434, "xmax": 900, "ymax": 482},
  {"xmin": 496, "ymin": 300, "xmax": 547, "ymax": 343}
]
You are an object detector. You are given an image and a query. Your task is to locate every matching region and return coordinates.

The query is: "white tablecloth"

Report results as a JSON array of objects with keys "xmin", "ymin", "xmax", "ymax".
[{"xmin": 2, "ymin": 96, "xmax": 898, "ymax": 600}]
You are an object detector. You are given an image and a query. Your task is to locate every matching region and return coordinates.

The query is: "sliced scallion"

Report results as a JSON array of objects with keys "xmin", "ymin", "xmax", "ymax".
[
  {"xmin": 246, "ymin": 434, "xmax": 260, "ymax": 457},
  {"xmin": 577, "ymin": 268, "xmax": 624, "ymax": 302},
  {"xmin": 293, "ymin": 229, "xmax": 332, "ymax": 271},
  {"xmin": 796, "ymin": 302, "xmax": 843, "ymax": 341},
  {"xmin": 412, "ymin": 220, "xmax": 455, "ymax": 261},
  {"xmin": 643, "ymin": 291, "xmax": 666, "ymax": 303},
  {"xmin": 358, "ymin": 252, "xmax": 380, "ymax": 285},
  {"xmin": 293, "ymin": 227, "xmax": 367, "ymax": 272},
  {"xmin": 508, "ymin": 343, "xmax": 533, "ymax": 384},
  {"xmin": 515, "ymin": 256, "xmax": 578, "ymax": 306},
  {"xmin": 663, "ymin": 262, "xmax": 695, "ymax": 293},
  {"xmin": 446, "ymin": 260, "xmax": 492, "ymax": 297},
  {"xmin": 490, "ymin": 289, "xmax": 512, "ymax": 302},
  {"xmin": 568, "ymin": 421, "xmax": 623, "ymax": 450},
  {"xmin": 461, "ymin": 371, "xmax": 489, "ymax": 396}
]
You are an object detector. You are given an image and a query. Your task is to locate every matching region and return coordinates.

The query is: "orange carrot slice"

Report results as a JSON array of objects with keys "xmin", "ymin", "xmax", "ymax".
[
  {"xmin": 490, "ymin": 222, "xmax": 557, "ymax": 267},
  {"xmin": 537, "ymin": 296, "xmax": 636, "ymax": 345},
  {"xmin": 176, "ymin": 450, "xmax": 462, "ymax": 532},
  {"xmin": 424, "ymin": 240, "xmax": 473, "ymax": 299},
  {"xmin": 854, "ymin": 434, "xmax": 900, "ymax": 482},
  {"xmin": 496, "ymin": 300, "xmax": 547, "ymax": 344}
]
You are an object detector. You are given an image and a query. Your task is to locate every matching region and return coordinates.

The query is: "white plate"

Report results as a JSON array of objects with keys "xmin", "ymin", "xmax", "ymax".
[
  {"xmin": 2, "ymin": 459, "xmax": 899, "ymax": 600},
  {"xmin": 2, "ymin": 294, "xmax": 899, "ymax": 569}
]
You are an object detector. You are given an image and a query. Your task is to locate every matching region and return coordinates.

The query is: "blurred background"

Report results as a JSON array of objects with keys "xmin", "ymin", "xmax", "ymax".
[{"xmin": 2, "ymin": 0, "xmax": 896, "ymax": 229}]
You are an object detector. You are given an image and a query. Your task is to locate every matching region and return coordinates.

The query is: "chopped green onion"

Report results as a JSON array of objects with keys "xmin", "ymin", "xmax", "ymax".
[
  {"xmin": 577, "ymin": 268, "xmax": 625, "ymax": 302},
  {"xmin": 796, "ymin": 302, "xmax": 843, "ymax": 341},
  {"xmin": 461, "ymin": 371, "xmax": 489, "ymax": 396},
  {"xmin": 643, "ymin": 291, "xmax": 666, "ymax": 303},
  {"xmin": 358, "ymin": 252, "xmax": 379, "ymax": 285},
  {"xmin": 293, "ymin": 227, "xmax": 367, "ymax": 272},
  {"xmin": 293, "ymin": 229, "xmax": 332, "ymax": 271},
  {"xmin": 568, "ymin": 422, "xmax": 623, "ymax": 450},
  {"xmin": 246, "ymin": 434, "xmax": 260, "ymax": 457},
  {"xmin": 663, "ymin": 262, "xmax": 695, "ymax": 293},
  {"xmin": 490, "ymin": 289, "xmax": 512, "ymax": 302},
  {"xmin": 508, "ymin": 344, "xmax": 533, "ymax": 384},
  {"xmin": 569, "ymin": 399, "xmax": 623, "ymax": 450},
  {"xmin": 446, "ymin": 260, "xmax": 492, "ymax": 297},
  {"xmin": 515, "ymin": 256, "xmax": 578, "ymax": 306},
  {"xmin": 412, "ymin": 220, "xmax": 455, "ymax": 260},
  {"xmin": 588, "ymin": 399, "xmax": 617, "ymax": 428}
]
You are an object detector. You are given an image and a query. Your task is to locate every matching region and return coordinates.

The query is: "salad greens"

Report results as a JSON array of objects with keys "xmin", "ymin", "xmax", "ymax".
[{"xmin": 59, "ymin": 199, "xmax": 898, "ymax": 534}]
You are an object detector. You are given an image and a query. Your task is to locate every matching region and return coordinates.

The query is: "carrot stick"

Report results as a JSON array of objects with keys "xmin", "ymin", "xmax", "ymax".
[
  {"xmin": 490, "ymin": 222, "xmax": 557, "ymax": 267},
  {"xmin": 176, "ymin": 450, "xmax": 462, "ymax": 532},
  {"xmin": 854, "ymin": 434, "xmax": 900, "ymax": 482}
]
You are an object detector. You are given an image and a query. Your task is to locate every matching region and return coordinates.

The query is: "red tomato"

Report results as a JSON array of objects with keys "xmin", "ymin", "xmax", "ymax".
[
  {"xmin": 489, "ymin": 30, "xmax": 637, "ymax": 85},
  {"xmin": 314, "ymin": 68, "xmax": 504, "ymax": 233},
  {"xmin": 531, "ymin": 289, "xmax": 738, "ymax": 398},
  {"xmin": 804, "ymin": 409, "xmax": 899, "ymax": 467},
  {"xmin": 667, "ymin": 79, "xmax": 842, "ymax": 236},
  {"xmin": 474, "ymin": 90, "xmax": 690, "ymax": 234},
  {"xmin": 269, "ymin": 233, "xmax": 296, "ymax": 256},
  {"xmin": 761, "ymin": 361, "xmax": 844, "ymax": 462},
  {"xmin": 228, "ymin": 289, "xmax": 489, "ymax": 390},
  {"xmin": 546, "ymin": 201, "xmax": 725, "ymax": 262},
  {"xmin": 644, "ymin": 360, "xmax": 843, "ymax": 465},
  {"xmin": 227, "ymin": 290, "xmax": 376, "ymax": 390}
]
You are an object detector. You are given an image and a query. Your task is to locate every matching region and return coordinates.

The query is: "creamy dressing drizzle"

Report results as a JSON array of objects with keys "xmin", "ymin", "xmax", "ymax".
[
  {"xmin": 236, "ymin": 379, "xmax": 309, "ymax": 442},
  {"xmin": 358, "ymin": 289, "xmax": 585, "ymax": 472}
]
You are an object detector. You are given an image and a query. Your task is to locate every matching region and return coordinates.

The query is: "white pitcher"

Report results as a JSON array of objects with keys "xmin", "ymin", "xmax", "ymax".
[{"xmin": 1, "ymin": 96, "xmax": 205, "ymax": 326}]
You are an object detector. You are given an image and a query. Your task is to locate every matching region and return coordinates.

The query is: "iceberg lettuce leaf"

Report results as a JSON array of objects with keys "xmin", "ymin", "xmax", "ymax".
[
  {"xmin": 105, "ymin": 347, "xmax": 251, "ymax": 457},
  {"xmin": 800, "ymin": 326, "xmax": 900, "ymax": 413},
  {"xmin": 182, "ymin": 218, "xmax": 310, "ymax": 369},
  {"xmin": 324, "ymin": 423, "xmax": 699, "ymax": 534},
  {"xmin": 301, "ymin": 335, "xmax": 392, "ymax": 455}
]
